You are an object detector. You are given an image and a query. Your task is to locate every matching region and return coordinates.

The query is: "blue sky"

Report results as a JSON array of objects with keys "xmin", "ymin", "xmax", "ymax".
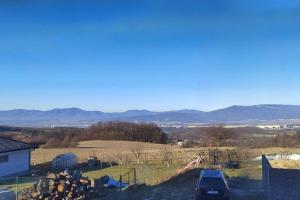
[{"xmin": 1, "ymin": 0, "xmax": 300, "ymax": 111}]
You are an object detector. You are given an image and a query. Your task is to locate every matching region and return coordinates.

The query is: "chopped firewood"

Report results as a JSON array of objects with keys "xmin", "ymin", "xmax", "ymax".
[
  {"xmin": 31, "ymin": 192, "xmax": 38, "ymax": 198},
  {"xmin": 47, "ymin": 173, "xmax": 56, "ymax": 179}
]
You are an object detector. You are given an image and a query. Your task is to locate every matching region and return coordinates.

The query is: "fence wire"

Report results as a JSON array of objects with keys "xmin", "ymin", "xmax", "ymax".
[{"xmin": 0, "ymin": 148, "xmax": 242, "ymax": 200}]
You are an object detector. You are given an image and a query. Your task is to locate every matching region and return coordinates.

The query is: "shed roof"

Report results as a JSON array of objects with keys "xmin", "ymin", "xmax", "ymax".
[
  {"xmin": 54, "ymin": 153, "xmax": 77, "ymax": 159},
  {"xmin": 0, "ymin": 137, "xmax": 37, "ymax": 154}
]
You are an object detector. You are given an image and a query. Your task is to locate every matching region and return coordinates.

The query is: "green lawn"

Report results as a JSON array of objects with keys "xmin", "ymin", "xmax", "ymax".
[
  {"xmin": 224, "ymin": 160, "xmax": 262, "ymax": 179},
  {"xmin": 83, "ymin": 163, "xmax": 187, "ymax": 185},
  {"xmin": 1, "ymin": 161, "xmax": 265, "ymax": 200},
  {"xmin": 0, "ymin": 177, "xmax": 39, "ymax": 192}
]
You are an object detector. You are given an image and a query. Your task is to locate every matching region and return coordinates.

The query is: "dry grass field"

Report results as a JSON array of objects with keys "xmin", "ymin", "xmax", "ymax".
[
  {"xmin": 78, "ymin": 140, "xmax": 176, "ymax": 151},
  {"xmin": 8, "ymin": 140, "xmax": 300, "ymax": 200},
  {"xmin": 31, "ymin": 140, "xmax": 300, "ymax": 165},
  {"xmin": 270, "ymin": 160, "xmax": 300, "ymax": 169},
  {"xmin": 252, "ymin": 147, "xmax": 300, "ymax": 155},
  {"xmin": 28, "ymin": 140, "xmax": 300, "ymax": 200},
  {"xmin": 31, "ymin": 140, "xmax": 178, "ymax": 164}
]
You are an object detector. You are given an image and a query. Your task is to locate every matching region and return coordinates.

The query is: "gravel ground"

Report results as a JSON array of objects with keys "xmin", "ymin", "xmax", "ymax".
[{"xmin": 114, "ymin": 162, "xmax": 267, "ymax": 200}]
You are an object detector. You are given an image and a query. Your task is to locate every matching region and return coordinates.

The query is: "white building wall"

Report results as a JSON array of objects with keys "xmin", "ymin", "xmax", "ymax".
[{"xmin": 0, "ymin": 150, "xmax": 30, "ymax": 177}]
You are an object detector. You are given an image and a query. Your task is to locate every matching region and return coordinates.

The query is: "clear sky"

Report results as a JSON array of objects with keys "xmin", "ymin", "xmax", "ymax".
[{"xmin": 1, "ymin": 0, "xmax": 300, "ymax": 112}]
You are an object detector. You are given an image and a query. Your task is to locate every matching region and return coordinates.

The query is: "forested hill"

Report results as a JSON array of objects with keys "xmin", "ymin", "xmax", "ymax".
[{"xmin": 1, "ymin": 105, "xmax": 300, "ymax": 126}]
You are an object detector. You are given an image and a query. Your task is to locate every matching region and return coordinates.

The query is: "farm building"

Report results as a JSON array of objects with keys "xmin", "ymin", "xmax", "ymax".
[
  {"xmin": 0, "ymin": 137, "xmax": 37, "ymax": 177},
  {"xmin": 52, "ymin": 153, "xmax": 78, "ymax": 169}
]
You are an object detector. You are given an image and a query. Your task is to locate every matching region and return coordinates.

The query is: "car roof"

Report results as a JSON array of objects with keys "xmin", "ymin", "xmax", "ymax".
[{"xmin": 201, "ymin": 169, "xmax": 223, "ymax": 178}]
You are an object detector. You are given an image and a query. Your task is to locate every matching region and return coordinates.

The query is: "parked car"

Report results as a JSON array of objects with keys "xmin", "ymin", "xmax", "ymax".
[
  {"xmin": 220, "ymin": 161, "xmax": 240, "ymax": 169},
  {"xmin": 195, "ymin": 169, "xmax": 230, "ymax": 200}
]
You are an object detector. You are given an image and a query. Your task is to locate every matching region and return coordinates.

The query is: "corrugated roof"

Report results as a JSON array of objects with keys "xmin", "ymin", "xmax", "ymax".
[{"xmin": 0, "ymin": 137, "xmax": 37, "ymax": 153}]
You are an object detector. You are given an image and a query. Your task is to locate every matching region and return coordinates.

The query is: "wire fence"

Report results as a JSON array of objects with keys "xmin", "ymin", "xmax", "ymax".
[
  {"xmin": 31, "ymin": 147, "xmax": 248, "ymax": 169},
  {"xmin": 119, "ymin": 168, "xmax": 136, "ymax": 190},
  {"xmin": 0, "ymin": 163, "xmax": 194, "ymax": 200},
  {"xmin": 0, "ymin": 176, "xmax": 41, "ymax": 200},
  {"xmin": 0, "ymin": 148, "xmax": 247, "ymax": 199}
]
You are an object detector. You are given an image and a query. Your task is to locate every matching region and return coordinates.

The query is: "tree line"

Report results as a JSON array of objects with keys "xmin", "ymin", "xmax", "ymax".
[
  {"xmin": 170, "ymin": 126, "xmax": 300, "ymax": 148},
  {"xmin": 0, "ymin": 122, "xmax": 167, "ymax": 148},
  {"xmin": 83, "ymin": 121, "xmax": 166, "ymax": 143},
  {"xmin": 2, "ymin": 124, "xmax": 300, "ymax": 149}
]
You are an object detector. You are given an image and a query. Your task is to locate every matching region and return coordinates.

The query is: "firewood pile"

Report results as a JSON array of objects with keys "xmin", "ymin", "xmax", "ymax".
[{"xmin": 18, "ymin": 170, "xmax": 101, "ymax": 200}]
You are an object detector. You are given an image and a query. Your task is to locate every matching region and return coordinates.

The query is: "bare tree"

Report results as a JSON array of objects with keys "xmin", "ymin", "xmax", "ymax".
[
  {"xmin": 160, "ymin": 147, "xmax": 173, "ymax": 168},
  {"xmin": 115, "ymin": 152, "xmax": 124, "ymax": 166},
  {"xmin": 204, "ymin": 127, "xmax": 239, "ymax": 147},
  {"xmin": 131, "ymin": 144, "xmax": 144, "ymax": 164}
]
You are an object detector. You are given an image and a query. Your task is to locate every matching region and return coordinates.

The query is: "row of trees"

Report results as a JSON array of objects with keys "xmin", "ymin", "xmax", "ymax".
[
  {"xmin": 15, "ymin": 122, "xmax": 167, "ymax": 148},
  {"xmin": 3, "ymin": 124, "xmax": 300, "ymax": 149},
  {"xmin": 171, "ymin": 126, "xmax": 300, "ymax": 148},
  {"xmin": 243, "ymin": 131, "xmax": 300, "ymax": 148},
  {"xmin": 39, "ymin": 125, "xmax": 300, "ymax": 148},
  {"xmin": 33, "ymin": 128, "xmax": 83, "ymax": 148},
  {"xmin": 84, "ymin": 122, "xmax": 167, "ymax": 143}
]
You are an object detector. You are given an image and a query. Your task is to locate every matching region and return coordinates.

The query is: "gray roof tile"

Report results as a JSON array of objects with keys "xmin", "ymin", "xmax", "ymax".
[{"xmin": 0, "ymin": 137, "xmax": 37, "ymax": 153}]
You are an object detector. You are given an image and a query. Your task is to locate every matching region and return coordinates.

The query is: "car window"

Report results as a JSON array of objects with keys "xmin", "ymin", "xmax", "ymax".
[{"xmin": 199, "ymin": 177, "xmax": 226, "ymax": 188}]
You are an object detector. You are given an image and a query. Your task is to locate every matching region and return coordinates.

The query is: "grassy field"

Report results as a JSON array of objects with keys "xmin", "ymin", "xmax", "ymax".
[
  {"xmin": 0, "ymin": 161, "xmax": 265, "ymax": 200},
  {"xmin": 33, "ymin": 140, "xmax": 300, "ymax": 165},
  {"xmin": 252, "ymin": 147, "xmax": 300, "ymax": 155},
  {"xmin": 31, "ymin": 140, "xmax": 178, "ymax": 164},
  {"xmin": 9, "ymin": 140, "xmax": 300, "ymax": 200},
  {"xmin": 270, "ymin": 160, "xmax": 300, "ymax": 169},
  {"xmin": 0, "ymin": 176, "xmax": 39, "ymax": 193},
  {"xmin": 83, "ymin": 163, "xmax": 189, "ymax": 185},
  {"xmin": 31, "ymin": 140, "xmax": 239, "ymax": 165},
  {"xmin": 122, "ymin": 160, "xmax": 265, "ymax": 200}
]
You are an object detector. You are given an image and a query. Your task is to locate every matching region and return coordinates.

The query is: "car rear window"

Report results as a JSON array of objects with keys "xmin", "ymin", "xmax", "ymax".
[{"xmin": 199, "ymin": 177, "xmax": 226, "ymax": 188}]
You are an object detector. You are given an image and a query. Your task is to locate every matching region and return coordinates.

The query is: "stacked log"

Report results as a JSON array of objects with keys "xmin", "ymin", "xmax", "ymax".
[{"xmin": 18, "ymin": 170, "xmax": 97, "ymax": 200}]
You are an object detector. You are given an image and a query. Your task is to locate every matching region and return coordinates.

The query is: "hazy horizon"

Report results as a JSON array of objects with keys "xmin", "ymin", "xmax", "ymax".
[
  {"xmin": 1, "ymin": 0, "xmax": 300, "ymax": 112},
  {"xmin": 1, "ymin": 104, "xmax": 300, "ymax": 113}
]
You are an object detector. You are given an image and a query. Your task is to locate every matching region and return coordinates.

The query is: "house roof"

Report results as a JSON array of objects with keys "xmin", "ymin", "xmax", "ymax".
[{"xmin": 0, "ymin": 137, "xmax": 37, "ymax": 154}]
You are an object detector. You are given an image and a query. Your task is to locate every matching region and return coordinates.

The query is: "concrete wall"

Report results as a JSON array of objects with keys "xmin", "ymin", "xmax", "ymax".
[
  {"xmin": 0, "ymin": 150, "xmax": 30, "ymax": 177},
  {"xmin": 262, "ymin": 155, "xmax": 300, "ymax": 200}
]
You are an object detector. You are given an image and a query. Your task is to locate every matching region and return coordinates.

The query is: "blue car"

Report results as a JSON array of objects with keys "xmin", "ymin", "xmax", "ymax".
[{"xmin": 195, "ymin": 169, "xmax": 230, "ymax": 200}]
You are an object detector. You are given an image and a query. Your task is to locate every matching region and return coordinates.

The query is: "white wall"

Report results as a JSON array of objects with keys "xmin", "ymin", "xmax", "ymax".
[{"xmin": 0, "ymin": 150, "xmax": 30, "ymax": 177}]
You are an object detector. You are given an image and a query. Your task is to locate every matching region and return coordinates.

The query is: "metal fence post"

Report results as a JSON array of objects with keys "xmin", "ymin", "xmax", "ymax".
[
  {"xmin": 143, "ymin": 164, "xmax": 146, "ymax": 184},
  {"xmin": 119, "ymin": 175, "xmax": 122, "ymax": 192},
  {"xmin": 127, "ymin": 172, "xmax": 129, "ymax": 187},
  {"xmin": 134, "ymin": 168, "xmax": 137, "ymax": 189},
  {"xmin": 16, "ymin": 176, "xmax": 18, "ymax": 200}
]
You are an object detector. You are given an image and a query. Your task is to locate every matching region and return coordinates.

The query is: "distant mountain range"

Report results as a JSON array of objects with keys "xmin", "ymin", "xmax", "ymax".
[{"xmin": 1, "ymin": 105, "xmax": 300, "ymax": 127}]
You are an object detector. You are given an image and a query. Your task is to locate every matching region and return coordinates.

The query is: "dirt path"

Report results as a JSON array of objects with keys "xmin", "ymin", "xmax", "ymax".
[
  {"xmin": 133, "ymin": 169, "xmax": 197, "ymax": 200},
  {"xmin": 102, "ymin": 161, "xmax": 266, "ymax": 200},
  {"xmin": 229, "ymin": 177, "xmax": 265, "ymax": 200},
  {"xmin": 128, "ymin": 163, "xmax": 266, "ymax": 200}
]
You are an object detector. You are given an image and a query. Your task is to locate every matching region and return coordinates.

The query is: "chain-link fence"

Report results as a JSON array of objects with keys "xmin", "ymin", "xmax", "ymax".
[
  {"xmin": 0, "ymin": 176, "xmax": 41, "ymax": 200},
  {"xmin": 0, "ymin": 148, "xmax": 243, "ymax": 200},
  {"xmin": 0, "ymin": 177, "xmax": 16, "ymax": 200},
  {"xmin": 119, "ymin": 168, "xmax": 136, "ymax": 190},
  {"xmin": 1, "ymin": 163, "xmax": 200, "ymax": 200}
]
